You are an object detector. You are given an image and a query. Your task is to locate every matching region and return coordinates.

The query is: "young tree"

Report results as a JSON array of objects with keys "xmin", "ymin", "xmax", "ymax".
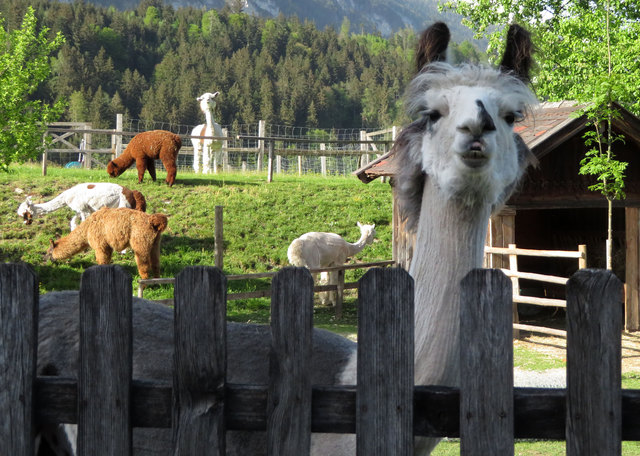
[
  {"xmin": 443, "ymin": 0, "xmax": 640, "ymax": 269},
  {"xmin": 0, "ymin": 7, "xmax": 65, "ymax": 171}
]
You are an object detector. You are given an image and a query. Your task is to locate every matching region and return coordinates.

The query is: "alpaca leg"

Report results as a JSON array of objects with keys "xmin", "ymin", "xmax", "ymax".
[
  {"xmin": 150, "ymin": 237, "xmax": 162, "ymax": 277},
  {"xmin": 319, "ymin": 271, "xmax": 330, "ymax": 306},
  {"xmin": 328, "ymin": 270, "xmax": 338, "ymax": 306},
  {"xmin": 134, "ymin": 250, "xmax": 153, "ymax": 279},
  {"xmin": 193, "ymin": 145, "xmax": 200, "ymax": 173},
  {"xmin": 70, "ymin": 215, "xmax": 79, "ymax": 231},
  {"xmin": 202, "ymin": 143, "xmax": 211, "ymax": 174},
  {"xmin": 146, "ymin": 158, "xmax": 157, "ymax": 181},
  {"xmin": 94, "ymin": 245, "xmax": 113, "ymax": 265},
  {"xmin": 164, "ymin": 160, "xmax": 177, "ymax": 186},
  {"xmin": 136, "ymin": 159, "xmax": 147, "ymax": 183}
]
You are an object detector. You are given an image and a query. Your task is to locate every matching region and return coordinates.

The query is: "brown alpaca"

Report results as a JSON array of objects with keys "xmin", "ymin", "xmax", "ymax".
[
  {"xmin": 107, "ymin": 130, "xmax": 182, "ymax": 186},
  {"xmin": 45, "ymin": 207, "xmax": 168, "ymax": 279}
]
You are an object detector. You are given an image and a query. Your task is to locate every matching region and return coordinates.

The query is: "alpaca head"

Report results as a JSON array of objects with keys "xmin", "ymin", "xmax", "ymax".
[
  {"xmin": 17, "ymin": 196, "xmax": 34, "ymax": 225},
  {"xmin": 395, "ymin": 22, "xmax": 538, "ymax": 230},
  {"xmin": 107, "ymin": 160, "xmax": 122, "ymax": 178},
  {"xmin": 44, "ymin": 238, "xmax": 58, "ymax": 262},
  {"xmin": 357, "ymin": 221, "xmax": 377, "ymax": 245},
  {"xmin": 197, "ymin": 92, "xmax": 220, "ymax": 114}
]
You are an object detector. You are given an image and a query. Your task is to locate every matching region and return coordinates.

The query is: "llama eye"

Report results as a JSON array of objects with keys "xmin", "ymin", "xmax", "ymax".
[
  {"xmin": 504, "ymin": 111, "xmax": 523, "ymax": 125},
  {"xmin": 419, "ymin": 110, "xmax": 442, "ymax": 124}
]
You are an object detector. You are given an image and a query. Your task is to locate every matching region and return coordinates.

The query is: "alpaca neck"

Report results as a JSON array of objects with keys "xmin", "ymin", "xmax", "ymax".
[
  {"xmin": 31, "ymin": 193, "xmax": 69, "ymax": 216},
  {"xmin": 203, "ymin": 109, "xmax": 214, "ymax": 131},
  {"xmin": 410, "ymin": 178, "xmax": 490, "ymax": 387},
  {"xmin": 52, "ymin": 224, "xmax": 90, "ymax": 260},
  {"xmin": 344, "ymin": 231, "xmax": 371, "ymax": 257}
]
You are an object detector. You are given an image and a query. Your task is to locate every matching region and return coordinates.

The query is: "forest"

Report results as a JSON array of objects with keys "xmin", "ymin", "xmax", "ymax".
[{"xmin": 0, "ymin": 0, "xmax": 484, "ymax": 131}]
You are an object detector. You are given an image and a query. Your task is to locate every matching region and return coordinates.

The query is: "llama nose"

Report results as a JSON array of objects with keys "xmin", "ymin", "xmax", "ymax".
[{"xmin": 457, "ymin": 100, "xmax": 496, "ymax": 136}]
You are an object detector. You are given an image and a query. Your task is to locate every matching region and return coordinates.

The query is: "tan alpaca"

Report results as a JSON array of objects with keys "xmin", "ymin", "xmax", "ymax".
[{"xmin": 46, "ymin": 207, "xmax": 168, "ymax": 279}]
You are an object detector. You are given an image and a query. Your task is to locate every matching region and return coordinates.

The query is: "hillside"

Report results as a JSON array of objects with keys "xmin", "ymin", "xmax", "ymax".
[{"xmin": 83, "ymin": 0, "xmax": 474, "ymax": 41}]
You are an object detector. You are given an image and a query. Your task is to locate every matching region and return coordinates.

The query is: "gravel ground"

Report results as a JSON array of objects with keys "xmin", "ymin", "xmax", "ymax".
[{"xmin": 514, "ymin": 367, "xmax": 566, "ymax": 388}]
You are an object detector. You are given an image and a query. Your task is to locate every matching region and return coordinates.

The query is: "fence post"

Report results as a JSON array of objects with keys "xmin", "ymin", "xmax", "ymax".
[
  {"xmin": 257, "ymin": 120, "xmax": 265, "ymax": 171},
  {"xmin": 268, "ymin": 267, "xmax": 314, "ymax": 455},
  {"xmin": 320, "ymin": 143, "xmax": 327, "ymax": 176},
  {"xmin": 335, "ymin": 268, "xmax": 345, "ymax": 320},
  {"xmin": 460, "ymin": 269, "xmax": 514, "ymax": 455},
  {"xmin": 173, "ymin": 266, "xmax": 227, "ymax": 455},
  {"xmin": 215, "ymin": 206, "xmax": 224, "ymax": 270},
  {"xmin": 357, "ymin": 268, "xmax": 414, "ymax": 455},
  {"xmin": 222, "ymin": 128, "xmax": 229, "ymax": 172},
  {"xmin": 566, "ymin": 269, "xmax": 622, "ymax": 456},
  {"xmin": 508, "ymin": 243, "xmax": 521, "ymax": 339},
  {"xmin": 113, "ymin": 113, "xmax": 123, "ymax": 160},
  {"xmin": 267, "ymin": 140, "xmax": 274, "ymax": 183},
  {"xmin": 0, "ymin": 263, "xmax": 38, "ymax": 455},
  {"xmin": 78, "ymin": 265, "xmax": 133, "ymax": 456}
]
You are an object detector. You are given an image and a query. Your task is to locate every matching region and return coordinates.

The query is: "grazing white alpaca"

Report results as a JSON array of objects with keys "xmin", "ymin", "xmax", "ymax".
[
  {"xmin": 17, "ymin": 182, "xmax": 146, "ymax": 231},
  {"xmin": 35, "ymin": 22, "xmax": 537, "ymax": 455},
  {"xmin": 288, "ymin": 222, "xmax": 376, "ymax": 305},
  {"xmin": 190, "ymin": 92, "xmax": 223, "ymax": 174}
]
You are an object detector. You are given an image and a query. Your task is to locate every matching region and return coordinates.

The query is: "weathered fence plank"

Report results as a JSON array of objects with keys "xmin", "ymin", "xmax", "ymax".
[
  {"xmin": 173, "ymin": 266, "xmax": 227, "ymax": 455},
  {"xmin": 357, "ymin": 268, "xmax": 414, "ymax": 455},
  {"xmin": 460, "ymin": 269, "xmax": 514, "ymax": 455},
  {"xmin": 0, "ymin": 263, "xmax": 38, "ymax": 456},
  {"xmin": 566, "ymin": 269, "xmax": 623, "ymax": 456},
  {"xmin": 268, "ymin": 267, "xmax": 314, "ymax": 455},
  {"xmin": 78, "ymin": 265, "xmax": 133, "ymax": 456}
]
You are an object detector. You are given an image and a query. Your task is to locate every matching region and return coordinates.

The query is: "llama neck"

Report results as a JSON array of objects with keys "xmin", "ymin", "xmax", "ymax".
[
  {"xmin": 410, "ymin": 178, "xmax": 490, "ymax": 387},
  {"xmin": 344, "ymin": 231, "xmax": 371, "ymax": 257},
  {"xmin": 203, "ymin": 108, "xmax": 214, "ymax": 130},
  {"xmin": 31, "ymin": 193, "xmax": 69, "ymax": 216},
  {"xmin": 51, "ymin": 224, "xmax": 90, "ymax": 260}
]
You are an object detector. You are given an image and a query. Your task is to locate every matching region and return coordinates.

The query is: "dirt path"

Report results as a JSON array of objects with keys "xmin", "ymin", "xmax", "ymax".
[{"xmin": 515, "ymin": 331, "xmax": 640, "ymax": 373}]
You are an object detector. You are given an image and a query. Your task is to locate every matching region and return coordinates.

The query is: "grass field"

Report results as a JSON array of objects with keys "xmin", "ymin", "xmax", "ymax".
[{"xmin": 3, "ymin": 164, "xmax": 640, "ymax": 455}]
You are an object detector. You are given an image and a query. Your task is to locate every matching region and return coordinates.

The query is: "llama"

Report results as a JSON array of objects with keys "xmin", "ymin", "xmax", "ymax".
[
  {"xmin": 288, "ymin": 222, "xmax": 376, "ymax": 305},
  {"xmin": 16, "ymin": 182, "xmax": 146, "ymax": 231},
  {"xmin": 190, "ymin": 92, "xmax": 223, "ymax": 174},
  {"xmin": 45, "ymin": 207, "xmax": 167, "ymax": 279},
  {"xmin": 107, "ymin": 130, "xmax": 182, "ymax": 186},
  {"xmin": 35, "ymin": 22, "xmax": 537, "ymax": 455}
]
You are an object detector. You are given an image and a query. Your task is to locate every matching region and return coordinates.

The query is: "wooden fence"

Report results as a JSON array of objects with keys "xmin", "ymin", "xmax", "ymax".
[
  {"xmin": 138, "ymin": 260, "xmax": 396, "ymax": 319},
  {"xmin": 485, "ymin": 243, "xmax": 587, "ymax": 338},
  {"xmin": 1, "ymin": 262, "xmax": 638, "ymax": 454}
]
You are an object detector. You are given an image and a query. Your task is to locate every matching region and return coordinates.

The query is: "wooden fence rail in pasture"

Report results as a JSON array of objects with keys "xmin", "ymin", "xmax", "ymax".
[
  {"xmin": 137, "ymin": 260, "xmax": 396, "ymax": 319},
  {"xmin": 484, "ymin": 243, "xmax": 587, "ymax": 338},
  {"xmin": 1, "ymin": 262, "xmax": 637, "ymax": 454}
]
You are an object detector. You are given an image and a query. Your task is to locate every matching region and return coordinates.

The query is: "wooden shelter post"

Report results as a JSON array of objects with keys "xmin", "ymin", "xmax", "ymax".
[{"xmin": 625, "ymin": 207, "xmax": 640, "ymax": 331}]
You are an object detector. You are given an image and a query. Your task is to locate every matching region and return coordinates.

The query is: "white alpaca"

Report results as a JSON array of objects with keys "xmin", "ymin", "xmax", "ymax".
[
  {"xmin": 35, "ymin": 22, "xmax": 537, "ymax": 455},
  {"xmin": 190, "ymin": 92, "xmax": 223, "ymax": 174},
  {"xmin": 17, "ymin": 182, "xmax": 146, "ymax": 231},
  {"xmin": 288, "ymin": 222, "xmax": 376, "ymax": 305}
]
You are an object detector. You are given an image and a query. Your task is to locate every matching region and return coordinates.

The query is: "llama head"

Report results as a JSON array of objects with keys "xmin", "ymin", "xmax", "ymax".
[
  {"xmin": 357, "ymin": 222, "xmax": 377, "ymax": 245},
  {"xmin": 197, "ymin": 92, "xmax": 220, "ymax": 113},
  {"xmin": 17, "ymin": 196, "xmax": 34, "ymax": 225},
  {"xmin": 395, "ymin": 22, "xmax": 538, "ymax": 230}
]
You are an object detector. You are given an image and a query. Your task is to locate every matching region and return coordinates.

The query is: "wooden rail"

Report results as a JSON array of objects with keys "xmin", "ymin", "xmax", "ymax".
[
  {"xmin": 485, "ymin": 243, "xmax": 587, "ymax": 338},
  {"xmin": 138, "ymin": 260, "xmax": 396, "ymax": 319}
]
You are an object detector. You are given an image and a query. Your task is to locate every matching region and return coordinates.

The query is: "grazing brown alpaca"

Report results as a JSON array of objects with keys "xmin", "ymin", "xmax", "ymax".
[
  {"xmin": 45, "ymin": 207, "xmax": 168, "ymax": 279},
  {"xmin": 107, "ymin": 130, "xmax": 182, "ymax": 186}
]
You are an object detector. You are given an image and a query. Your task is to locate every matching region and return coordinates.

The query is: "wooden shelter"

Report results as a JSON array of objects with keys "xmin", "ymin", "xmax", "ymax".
[{"xmin": 355, "ymin": 101, "xmax": 640, "ymax": 330}]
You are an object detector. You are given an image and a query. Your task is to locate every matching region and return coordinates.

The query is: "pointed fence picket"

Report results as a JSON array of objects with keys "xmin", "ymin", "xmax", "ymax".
[{"xmin": 0, "ymin": 262, "xmax": 638, "ymax": 455}]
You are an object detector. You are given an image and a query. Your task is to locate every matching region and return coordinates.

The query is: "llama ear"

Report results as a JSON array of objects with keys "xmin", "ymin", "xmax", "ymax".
[
  {"xmin": 357, "ymin": 221, "xmax": 362, "ymax": 228},
  {"xmin": 499, "ymin": 24, "xmax": 534, "ymax": 82},
  {"xmin": 415, "ymin": 22, "xmax": 451, "ymax": 73}
]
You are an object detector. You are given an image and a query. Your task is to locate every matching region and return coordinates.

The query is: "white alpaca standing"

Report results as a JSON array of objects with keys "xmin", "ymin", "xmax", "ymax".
[
  {"xmin": 17, "ymin": 182, "xmax": 146, "ymax": 231},
  {"xmin": 35, "ymin": 22, "xmax": 537, "ymax": 455},
  {"xmin": 288, "ymin": 222, "xmax": 376, "ymax": 305},
  {"xmin": 190, "ymin": 92, "xmax": 223, "ymax": 174}
]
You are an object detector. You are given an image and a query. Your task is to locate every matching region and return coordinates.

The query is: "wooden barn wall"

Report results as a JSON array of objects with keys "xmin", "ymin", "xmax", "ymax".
[{"xmin": 510, "ymin": 130, "xmax": 640, "ymax": 209}]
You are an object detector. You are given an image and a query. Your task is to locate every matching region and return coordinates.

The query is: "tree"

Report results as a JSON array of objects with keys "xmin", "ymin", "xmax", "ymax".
[
  {"xmin": 443, "ymin": 0, "xmax": 640, "ymax": 269},
  {"xmin": 0, "ymin": 6, "xmax": 65, "ymax": 171}
]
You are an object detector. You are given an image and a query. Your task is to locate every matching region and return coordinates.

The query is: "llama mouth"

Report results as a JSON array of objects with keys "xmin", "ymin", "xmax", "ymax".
[{"xmin": 460, "ymin": 144, "xmax": 489, "ymax": 168}]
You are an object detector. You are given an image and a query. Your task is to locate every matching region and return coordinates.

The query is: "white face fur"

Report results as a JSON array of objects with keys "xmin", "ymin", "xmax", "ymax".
[{"xmin": 419, "ymin": 84, "xmax": 529, "ymax": 207}]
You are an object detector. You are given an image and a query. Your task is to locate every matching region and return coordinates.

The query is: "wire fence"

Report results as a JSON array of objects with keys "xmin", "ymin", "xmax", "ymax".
[{"xmin": 43, "ymin": 116, "xmax": 398, "ymax": 177}]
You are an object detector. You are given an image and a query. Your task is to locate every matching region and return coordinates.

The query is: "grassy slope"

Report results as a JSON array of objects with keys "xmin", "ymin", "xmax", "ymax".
[{"xmin": 0, "ymin": 164, "xmax": 392, "ymax": 330}]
